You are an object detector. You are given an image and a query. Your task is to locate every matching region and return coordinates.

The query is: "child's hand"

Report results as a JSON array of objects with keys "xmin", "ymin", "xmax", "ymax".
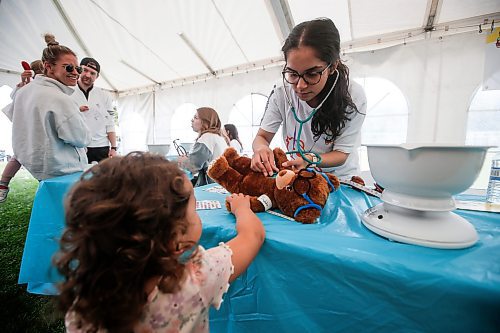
[{"xmin": 226, "ymin": 193, "xmax": 250, "ymax": 215}]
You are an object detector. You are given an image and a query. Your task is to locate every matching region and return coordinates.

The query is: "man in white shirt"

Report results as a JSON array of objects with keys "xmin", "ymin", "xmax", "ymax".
[{"xmin": 72, "ymin": 57, "xmax": 118, "ymax": 162}]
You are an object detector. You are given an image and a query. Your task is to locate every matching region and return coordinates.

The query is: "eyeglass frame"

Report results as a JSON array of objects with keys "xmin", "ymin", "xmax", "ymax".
[
  {"xmin": 282, "ymin": 63, "xmax": 332, "ymax": 86},
  {"xmin": 62, "ymin": 64, "xmax": 83, "ymax": 74}
]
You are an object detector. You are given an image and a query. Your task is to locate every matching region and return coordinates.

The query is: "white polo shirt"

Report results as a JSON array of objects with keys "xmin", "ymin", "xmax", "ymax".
[{"xmin": 260, "ymin": 80, "xmax": 367, "ymax": 179}]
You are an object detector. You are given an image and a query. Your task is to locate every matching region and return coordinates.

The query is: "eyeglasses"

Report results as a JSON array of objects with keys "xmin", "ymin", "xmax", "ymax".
[
  {"xmin": 282, "ymin": 64, "xmax": 331, "ymax": 85},
  {"xmin": 63, "ymin": 64, "xmax": 83, "ymax": 74}
]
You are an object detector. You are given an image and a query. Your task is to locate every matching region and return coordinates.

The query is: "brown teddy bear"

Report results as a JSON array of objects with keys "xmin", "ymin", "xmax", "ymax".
[{"xmin": 207, "ymin": 147, "xmax": 340, "ymax": 223}]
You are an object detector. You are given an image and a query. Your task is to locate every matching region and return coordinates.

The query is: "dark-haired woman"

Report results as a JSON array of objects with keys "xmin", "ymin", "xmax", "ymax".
[
  {"xmin": 224, "ymin": 123, "xmax": 243, "ymax": 153},
  {"xmin": 251, "ymin": 18, "xmax": 366, "ymax": 180}
]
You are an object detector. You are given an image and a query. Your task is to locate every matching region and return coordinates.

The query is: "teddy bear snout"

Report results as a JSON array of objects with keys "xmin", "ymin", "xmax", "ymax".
[{"xmin": 276, "ymin": 169, "xmax": 295, "ymax": 190}]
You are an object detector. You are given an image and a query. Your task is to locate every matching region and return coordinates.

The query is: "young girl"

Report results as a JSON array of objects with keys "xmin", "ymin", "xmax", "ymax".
[
  {"xmin": 251, "ymin": 18, "xmax": 367, "ymax": 180},
  {"xmin": 178, "ymin": 107, "xmax": 228, "ymax": 186},
  {"xmin": 56, "ymin": 152, "xmax": 265, "ymax": 332},
  {"xmin": 224, "ymin": 123, "xmax": 243, "ymax": 153}
]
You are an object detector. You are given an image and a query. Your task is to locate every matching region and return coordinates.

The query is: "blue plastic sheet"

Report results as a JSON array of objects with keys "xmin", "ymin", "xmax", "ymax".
[{"xmin": 18, "ymin": 173, "xmax": 500, "ymax": 332}]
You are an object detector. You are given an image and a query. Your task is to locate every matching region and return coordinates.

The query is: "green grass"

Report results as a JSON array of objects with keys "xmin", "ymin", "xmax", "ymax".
[{"xmin": 0, "ymin": 163, "xmax": 65, "ymax": 332}]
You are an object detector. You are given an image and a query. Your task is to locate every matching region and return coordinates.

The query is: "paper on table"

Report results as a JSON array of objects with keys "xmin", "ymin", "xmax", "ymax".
[
  {"xmin": 455, "ymin": 200, "xmax": 500, "ymax": 213},
  {"xmin": 196, "ymin": 200, "xmax": 222, "ymax": 210},
  {"xmin": 203, "ymin": 185, "xmax": 230, "ymax": 195}
]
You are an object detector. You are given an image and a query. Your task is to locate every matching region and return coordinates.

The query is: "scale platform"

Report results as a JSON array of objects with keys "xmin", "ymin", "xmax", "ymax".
[{"xmin": 362, "ymin": 203, "xmax": 478, "ymax": 249}]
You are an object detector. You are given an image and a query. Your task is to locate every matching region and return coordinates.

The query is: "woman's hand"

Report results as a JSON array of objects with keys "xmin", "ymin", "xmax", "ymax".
[
  {"xmin": 282, "ymin": 153, "xmax": 318, "ymax": 171},
  {"xmin": 177, "ymin": 155, "xmax": 188, "ymax": 168},
  {"xmin": 251, "ymin": 146, "xmax": 279, "ymax": 176},
  {"xmin": 282, "ymin": 156, "xmax": 307, "ymax": 171}
]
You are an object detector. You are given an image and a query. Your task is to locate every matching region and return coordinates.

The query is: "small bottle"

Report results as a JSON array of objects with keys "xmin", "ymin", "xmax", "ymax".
[{"xmin": 486, "ymin": 152, "xmax": 500, "ymax": 204}]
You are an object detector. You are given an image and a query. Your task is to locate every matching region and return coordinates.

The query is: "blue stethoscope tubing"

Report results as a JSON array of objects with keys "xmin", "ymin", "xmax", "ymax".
[{"xmin": 283, "ymin": 69, "xmax": 340, "ymax": 165}]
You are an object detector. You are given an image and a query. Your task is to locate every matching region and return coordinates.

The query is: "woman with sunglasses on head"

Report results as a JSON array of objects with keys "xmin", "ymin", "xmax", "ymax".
[
  {"xmin": 10, "ymin": 34, "xmax": 90, "ymax": 181},
  {"xmin": 251, "ymin": 18, "xmax": 366, "ymax": 180}
]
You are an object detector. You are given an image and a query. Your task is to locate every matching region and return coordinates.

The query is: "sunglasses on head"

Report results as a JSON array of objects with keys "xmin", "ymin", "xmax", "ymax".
[{"xmin": 63, "ymin": 64, "xmax": 82, "ymax": 74}]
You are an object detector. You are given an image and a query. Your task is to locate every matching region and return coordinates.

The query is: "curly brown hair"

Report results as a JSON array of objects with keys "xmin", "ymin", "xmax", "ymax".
[{"xmin": 55, "ymin": 152, "xmax": 192, "ymax": 332}]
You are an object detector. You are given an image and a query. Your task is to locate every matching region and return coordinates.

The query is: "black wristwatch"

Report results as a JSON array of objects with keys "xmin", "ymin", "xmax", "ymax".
[{"xmin": 110, "ymin": 146, "xmax": 117, "ymax": 151}]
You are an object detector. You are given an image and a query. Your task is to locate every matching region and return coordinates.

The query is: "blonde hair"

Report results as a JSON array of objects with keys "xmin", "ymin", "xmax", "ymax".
[{"xmin": 41, "ymin": 34, "xmax": 76, "ymax": 74}]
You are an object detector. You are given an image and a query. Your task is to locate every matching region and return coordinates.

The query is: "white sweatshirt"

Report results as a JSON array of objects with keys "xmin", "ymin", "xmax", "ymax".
[{"xmin": 11, "ymin": 76, "xmax": 91, "ymax": 180}]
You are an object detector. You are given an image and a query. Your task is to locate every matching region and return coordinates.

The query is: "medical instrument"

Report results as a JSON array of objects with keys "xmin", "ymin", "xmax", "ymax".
[
  {"xmin": 283, "ymin": 69, "xmax": 339, "ymax": 165},
  {"xmin": 173, "ymin": 139, "xmax": 188, "ymax": 156}
]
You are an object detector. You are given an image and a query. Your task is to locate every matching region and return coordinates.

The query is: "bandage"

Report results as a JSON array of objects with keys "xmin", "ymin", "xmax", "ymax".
[{"xmin": 257, "ymin": 194, "xmax": 273, "ymax": 211}]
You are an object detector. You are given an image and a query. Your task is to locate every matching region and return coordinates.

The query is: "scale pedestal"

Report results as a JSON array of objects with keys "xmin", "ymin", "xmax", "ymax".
[
  {"xmin": 361, "ymin": 144, "xmax": 491, "ymax": 250},
  {"xmin": 362, "ymin": 202, "xmax": 478, "ymax": 249}
]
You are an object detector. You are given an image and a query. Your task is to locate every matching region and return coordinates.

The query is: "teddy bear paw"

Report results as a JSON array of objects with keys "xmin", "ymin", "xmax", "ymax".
[{"xmin": 207, "ymin": 155, "xmax": 230, "ymax": 179}]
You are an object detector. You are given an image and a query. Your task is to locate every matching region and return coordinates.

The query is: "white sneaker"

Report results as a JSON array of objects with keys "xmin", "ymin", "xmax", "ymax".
[{"xmin": 0, "ymin": 186, "xmax": 9, "ymax": 203}]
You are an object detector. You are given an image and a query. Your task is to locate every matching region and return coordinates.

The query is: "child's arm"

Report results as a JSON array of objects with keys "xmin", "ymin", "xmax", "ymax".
[{"xmin": 225, "ymin": 193, "xmax": 265, "ymax": 283}]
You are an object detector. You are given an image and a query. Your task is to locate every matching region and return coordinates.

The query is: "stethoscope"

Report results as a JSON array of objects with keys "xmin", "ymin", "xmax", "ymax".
[
  {"xmin": 289, "ymin": 168, "xmax": 337, "ymax": 218},
  {"xmin": 283, "ymin": 68, "xmax": 340, "ymax": 166}
]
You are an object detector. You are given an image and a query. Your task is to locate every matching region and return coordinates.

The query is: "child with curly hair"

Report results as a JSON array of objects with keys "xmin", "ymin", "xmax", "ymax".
[{"xmin": 55, "ymin": 152, "xmax": 265, "ymax": 332}]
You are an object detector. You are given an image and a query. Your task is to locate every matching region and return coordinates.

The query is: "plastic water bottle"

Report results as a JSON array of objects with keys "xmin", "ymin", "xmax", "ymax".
[{"xmin": 486, "ymin": 152, "xmax": 500, "ymax": 204}]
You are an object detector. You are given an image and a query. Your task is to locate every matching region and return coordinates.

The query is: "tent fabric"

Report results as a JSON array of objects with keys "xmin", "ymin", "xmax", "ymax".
[
  {"xmin": 1, "ymin": 0, "xmax": 499, "ymax": 93},
  {"xmin": 118, "ymin": 32, "xmax": 489, "ymax": 152},
  {"xmin": 1, "ymin": 1, "xmax": 499, "ymax": 158}
]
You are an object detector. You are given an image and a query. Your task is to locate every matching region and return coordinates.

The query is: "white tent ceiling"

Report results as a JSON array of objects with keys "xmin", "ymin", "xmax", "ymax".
[{"xmin": 1, "ymin": 0, "xmax": 499, "ymax": 95}]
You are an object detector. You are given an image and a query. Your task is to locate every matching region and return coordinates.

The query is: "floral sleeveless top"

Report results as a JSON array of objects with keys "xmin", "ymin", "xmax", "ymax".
[{"xmin": 65, "ymin": 243, "xmax": 233, "ymax": 333}]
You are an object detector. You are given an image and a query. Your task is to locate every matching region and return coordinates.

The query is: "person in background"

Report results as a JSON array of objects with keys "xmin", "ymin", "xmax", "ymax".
[
  {"xmin": 56, "ymin": 152, "xmax": 265, "ymax": 332},
  {"xmin": 251, "ymin": 18, "xmax": 366, "ymax": 180},
  {"xmin": 0, "ymin": 60, "xmax": 44, "ymax": 203},
  {"xmin": 224, "ymin": 123, "xmax": 243, "ymax": 153},
  {"xmin": 10, "ymin": 34, "xmax": 90, "ymax": 181},
  {"xmin": 178, "ymin": 107, "xmax": 228, "ymax": 187},
  {"xmin": 72, "ymin": 57, "xmax": 117, "ymax": 163}
]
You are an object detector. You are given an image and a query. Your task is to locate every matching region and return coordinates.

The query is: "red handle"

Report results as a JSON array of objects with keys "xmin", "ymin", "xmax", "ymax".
[{"xmin": 21, "ymin": 61, "xmax": 31, "ymax": 70}]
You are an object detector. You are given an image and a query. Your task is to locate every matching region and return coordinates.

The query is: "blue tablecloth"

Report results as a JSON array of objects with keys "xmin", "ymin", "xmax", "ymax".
[{"xmin": 18, "ymin": 172, "xmax": 500, "ymax": 332}]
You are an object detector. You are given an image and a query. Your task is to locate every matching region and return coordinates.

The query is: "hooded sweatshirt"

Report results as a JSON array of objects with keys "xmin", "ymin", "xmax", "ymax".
[{"xmin": 11, "ymin": 75, "xmax": 90, "ymax": 180}]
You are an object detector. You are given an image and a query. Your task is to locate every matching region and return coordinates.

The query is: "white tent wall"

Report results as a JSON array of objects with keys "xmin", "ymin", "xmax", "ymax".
[
  {"xmin": 117, "ymin": 92, "xmax": 153, "ymax": 153},
  {"xmin": 118, "ymin": 65, "xmax": 283, "ymax": 153},
  {"xmin": 118, "ymin": 31, "xmax": 486, "ymax": 152},
  {"xmin": 348, "ymin": 31, "xmax": 484, "ymax": 144}
]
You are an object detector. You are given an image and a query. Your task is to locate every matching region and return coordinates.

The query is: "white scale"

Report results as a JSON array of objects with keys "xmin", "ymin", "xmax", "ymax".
[{"xmin": 359, "ymin": 144, "xmax": 491, "ymax": 250}]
